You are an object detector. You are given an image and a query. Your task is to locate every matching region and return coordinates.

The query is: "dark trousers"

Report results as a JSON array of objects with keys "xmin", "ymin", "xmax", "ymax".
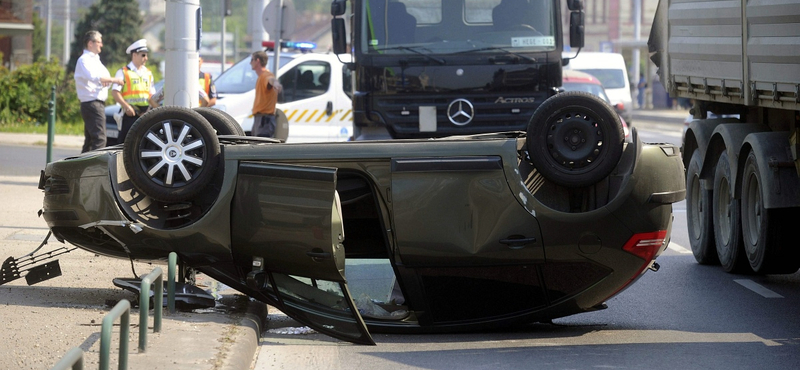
[
  {"xmin": 80, "ymin": 100, "xmax": 106, "ymax": 153},
  {"xmin": 252, "ymin": 114, "xmax": 276, "ymax": 138},
  {"xmin": 119, "ymin": 105, "xmax": 150, "ymax": 144}
]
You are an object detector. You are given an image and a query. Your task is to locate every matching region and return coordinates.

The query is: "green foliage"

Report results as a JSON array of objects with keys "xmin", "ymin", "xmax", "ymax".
[
  {"xmin": 0, "ymin": 59, "xmax": 82, "ymax": 127},
  {"xmin": 32, "ymin": 15, "xmax": 66, "ymax": 62},
  {"xmin": 67, "ymin": 0, "xmax": 144, "ymax": 73}
]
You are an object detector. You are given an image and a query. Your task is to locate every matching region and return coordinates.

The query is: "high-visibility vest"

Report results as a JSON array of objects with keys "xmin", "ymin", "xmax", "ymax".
[
  {"xmin": 198, "ymin": 72, "xmax": 211, "ymax": 105},
  {"xmin": 121, "ymin": 66, "xmax": 153, "ymax": 106}
]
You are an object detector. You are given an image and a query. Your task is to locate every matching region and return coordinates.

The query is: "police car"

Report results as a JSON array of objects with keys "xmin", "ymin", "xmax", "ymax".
[{"xmin": 213, "ymin": 42, "xmax": 353, "ymax": 142}]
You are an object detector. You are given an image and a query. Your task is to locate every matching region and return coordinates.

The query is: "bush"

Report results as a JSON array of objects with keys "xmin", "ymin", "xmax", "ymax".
[{"xmin": 0, "ymin": 58, "xmax": 83, "ymax": 127}]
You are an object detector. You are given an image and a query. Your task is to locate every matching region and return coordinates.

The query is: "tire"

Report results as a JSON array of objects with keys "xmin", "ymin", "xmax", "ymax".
[
  {"xmin": 712, "ymin": 150, "xmax": 749, "ymax": 273},
  {"xmin": 123, "ymin": 106, "xmax": 220, "ymax": 203},
  {"xmin": 193, "ymin": 107, "xmax": 245, "ymax": 136},
  {"xmin": 526, "ymin": 91, "xmax": 624, "ymax": 188},
  {"xmin": 741, "ymin": 151, "xmax": 800, "ymax": 274},
  {"xmin": 686, "ymin": 150, "xmax": 718, "ymax": 265}
]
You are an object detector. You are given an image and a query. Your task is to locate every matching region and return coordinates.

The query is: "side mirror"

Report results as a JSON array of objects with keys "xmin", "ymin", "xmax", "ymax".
[
  {"xmin": 569, "ymin": 11, "xmax": 585, "ymax": 49},
  {"xmin": 566, "ymin": 0, "xmax": 584, "ymax": 11},
  {"xmin": 332, "ymin": 18, "xmax": 348, "ymax": 55},
  {"xmin": 331, "ymin": 0, "xmax": 346, "ymax": 16}
]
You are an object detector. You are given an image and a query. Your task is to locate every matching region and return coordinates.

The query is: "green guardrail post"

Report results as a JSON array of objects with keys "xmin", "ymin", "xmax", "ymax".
[
  {"xmin": 168, "ymin": 252, "xmax": 177, "ymax": 314},
  {"xmin": 50, "ymin": 347, "xmax": 84, "ymax": 370},
  {"xmin": 46, "ymin": 85, "xmax": 56, "ymax": 164},
  {"xmin": 99, "ymin": 299, "xmax": 131, "ymax": 370},
  {"xmin": 139, "ymin": 267, "xmax": 163, "ymax": 352}
]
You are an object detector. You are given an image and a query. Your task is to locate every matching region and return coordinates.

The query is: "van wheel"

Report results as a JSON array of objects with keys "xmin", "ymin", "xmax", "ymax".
[
  {"xmin": 123, "ymin": 106, "xmax": 220, "ymax": 202},
  {"xmin": 526, "ymin": 92, "xmax": 624, "ymax": 188},
  {"xmin": 194, "ymin": 107, "xmax": 245, "ymax": 136}
]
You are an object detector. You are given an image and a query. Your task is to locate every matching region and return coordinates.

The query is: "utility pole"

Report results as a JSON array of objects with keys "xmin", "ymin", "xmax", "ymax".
[
  {"xmin": 63, "ymin": 0, "xmax": 70, "ymax": 65},
  {"xmin": 45, "ymin": 0, "xmax": 52, "ymax": 60},
  {"xmin": 633, "ymin": 0, "xmax": 642, "ymax": 108}
]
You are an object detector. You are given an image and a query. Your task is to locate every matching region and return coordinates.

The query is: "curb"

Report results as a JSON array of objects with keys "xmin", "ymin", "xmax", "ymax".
[{"xmin": 222, "ymin": 301, "xmax": 267, "ymax": 370}]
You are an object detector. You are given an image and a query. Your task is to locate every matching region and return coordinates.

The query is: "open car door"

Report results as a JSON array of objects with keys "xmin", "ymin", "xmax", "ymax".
[{"xmin": 231, "ymin": 162, "xmax": 374, "ymax": 345}]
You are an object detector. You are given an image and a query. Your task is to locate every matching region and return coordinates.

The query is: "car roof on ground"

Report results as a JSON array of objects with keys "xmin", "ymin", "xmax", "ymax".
[{"xmin": 562, "ymin": 69, "xmax": 602, "ymax": 85}]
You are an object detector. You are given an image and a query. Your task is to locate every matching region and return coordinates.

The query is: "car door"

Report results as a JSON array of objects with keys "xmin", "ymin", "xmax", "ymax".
[
  {"xmin": 278, "ymin": 59, "xmax": 351, "ymax": 142},
  {"xmin": 230, "ymin": 162, "xmax": 373, "ymax": 345}
]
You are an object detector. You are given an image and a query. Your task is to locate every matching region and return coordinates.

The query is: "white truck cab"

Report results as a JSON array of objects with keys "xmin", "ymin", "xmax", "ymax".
[{"xmin": 213, "ymin": 50, "xmax": 353, "ymax": 142}]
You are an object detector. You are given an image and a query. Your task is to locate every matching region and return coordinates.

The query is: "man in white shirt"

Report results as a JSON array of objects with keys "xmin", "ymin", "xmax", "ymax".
[
  {"xmin": 111, "ymin": 39, "xmax": 156, "ymax": 144},
  {"xmin": 73, "ymin": 30, "xmax": 124, "ymax": 152}
]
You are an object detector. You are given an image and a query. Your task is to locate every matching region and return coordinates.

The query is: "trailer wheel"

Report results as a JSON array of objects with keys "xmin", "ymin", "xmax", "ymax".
[
  {"xmin": 712, "ymin": 150, "xmax": 749, "ymax": 273},
  {"xmin": 194, "ymin": 107, "xmax": 245, "ymax": 136},
  {"xmin": 526, "ymin": 92, "xmax": 624, "ymax": 188},
  {"xmin": 741, "ymin": 151, "xmax": 800, "ymax": 274},
  {"xmin": 123, "ymin": 106, "xmax": 220, "ymax": 203},
  {"xmin": 686, "ymin": 150, "xmax": 718, "ymax": 265}
]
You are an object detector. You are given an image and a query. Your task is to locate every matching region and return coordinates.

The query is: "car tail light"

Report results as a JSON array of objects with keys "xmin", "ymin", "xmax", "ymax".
[
  {"xmin": 622, "ymin": 230, "xmax": 667, "ymax": 262},
  {"xmin": 600, "ymin": 230, "xmax": 668, "ymax": 303}
]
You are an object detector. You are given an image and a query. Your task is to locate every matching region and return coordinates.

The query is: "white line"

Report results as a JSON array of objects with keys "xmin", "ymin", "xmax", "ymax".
[
  {"xmin": 734, "ymin": 279, "xmax": 784, "ymax": 298},
  {"xmin": 668, "ymin": 242, "xmax": 693, "ymax": 254}
]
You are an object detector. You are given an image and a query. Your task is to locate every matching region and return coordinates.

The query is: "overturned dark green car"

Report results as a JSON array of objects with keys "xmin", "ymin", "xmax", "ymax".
[{"xmin": 34, "ymin": 92, "xmax": 684, "ymax": 345}]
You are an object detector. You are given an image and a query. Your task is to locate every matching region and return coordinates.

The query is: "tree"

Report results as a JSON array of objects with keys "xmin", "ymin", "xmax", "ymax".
[{"xmin": 66, "ymin": 0, "xmax": 143, "ymax": 73}]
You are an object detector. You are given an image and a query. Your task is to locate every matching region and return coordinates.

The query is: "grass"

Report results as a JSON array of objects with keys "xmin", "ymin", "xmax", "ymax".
[{"xmin": 0, "ymin": 121, "xmax": 84, "ymax": 135}]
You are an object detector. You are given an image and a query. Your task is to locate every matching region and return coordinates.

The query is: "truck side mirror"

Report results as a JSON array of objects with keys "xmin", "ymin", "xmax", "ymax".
[
  {"xmin": 331, "ymin": 0, "xmax": 346, "ymax": 16},
  {"xmin": 566, "ymin": 0, "xmax": 584, "ymax": 11},
  {"xmin": 569, "ymin": 11, "xmax": 585, "ymax": 48},
  {"xmin": 332, "ymin": 18, "xmax": 348, "ymax": 55}
]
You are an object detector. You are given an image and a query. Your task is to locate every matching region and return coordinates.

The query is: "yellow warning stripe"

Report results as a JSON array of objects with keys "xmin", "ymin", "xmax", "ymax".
[{"xmin": 279, "ymin": 109, "xmax": 353, "ymax": 123}]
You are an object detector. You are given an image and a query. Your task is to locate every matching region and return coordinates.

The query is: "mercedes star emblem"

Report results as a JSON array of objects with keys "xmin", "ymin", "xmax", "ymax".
[{"xmin": 447, "ymin": 99, "xmax": 474, "ymax": 125}]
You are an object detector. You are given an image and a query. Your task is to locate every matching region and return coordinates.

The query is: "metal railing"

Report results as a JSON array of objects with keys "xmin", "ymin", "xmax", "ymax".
[
  {"xmin": 50, "ymin": 252, "xmax": 182, "ymax": 369},
  {"xmin": 99, "ymin": 300, "xmax": 131, "ymax": 370}
]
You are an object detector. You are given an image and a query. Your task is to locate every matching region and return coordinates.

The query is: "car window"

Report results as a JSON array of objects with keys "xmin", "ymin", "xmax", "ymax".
[
  {"xmin": 278, "ymin": 61, "xmax": 332, "ymax": 103},
  {"xmin": 214, "ymin": 55, "xmax": 293, "ymax": 94}
]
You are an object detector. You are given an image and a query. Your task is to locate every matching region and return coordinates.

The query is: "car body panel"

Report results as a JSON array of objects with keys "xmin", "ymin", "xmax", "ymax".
[{"xmin": 40, "ymin": 132, "xmax": 685, "ymax": 344}]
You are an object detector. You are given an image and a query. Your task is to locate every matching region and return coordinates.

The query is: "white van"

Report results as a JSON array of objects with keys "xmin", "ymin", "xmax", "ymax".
[
  {"xmin": 563, "ymin": 51, "xmax": 633, "ymax": 124},
  {"xmin": 213, "ymin": 52, "xmax": 353, "ymax": 142}
]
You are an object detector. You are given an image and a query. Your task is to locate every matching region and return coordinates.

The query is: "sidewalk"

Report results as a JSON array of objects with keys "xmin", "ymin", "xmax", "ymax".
[
  {"xmin": 632, "ymin": 108, "xmax": 690, "ymax": 124},
  {"xmin": 0, "ymin": 132, "xmax": 84, "ymax": 148}
]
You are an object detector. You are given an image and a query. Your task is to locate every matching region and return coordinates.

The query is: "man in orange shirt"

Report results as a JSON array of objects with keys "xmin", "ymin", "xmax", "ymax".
[{"xmin": 250, "ymin": 51, "xmax": 282, "ymax": 137}]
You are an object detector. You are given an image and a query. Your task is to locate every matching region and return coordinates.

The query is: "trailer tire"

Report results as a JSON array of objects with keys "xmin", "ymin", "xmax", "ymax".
[
  {"xmin": 527, "ymin": 92, "xmax": 624, "ymax": 188},
  {"xmin": 123, "ymin": 106, "xmax": 220, "ymax": 203},
  {"xmin": 686, "ymin": 151, "xmax": 718, "ymax": 265},
  {"xmin": 712, "ymin": 150, "xmax": 749, "ymax": 273},
  {"xmin": 741, "ymin": 151, "xmax": 800, "ymax": 274}
]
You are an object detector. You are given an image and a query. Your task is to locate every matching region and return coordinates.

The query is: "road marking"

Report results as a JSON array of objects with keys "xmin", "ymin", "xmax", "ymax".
[
  {"xmin": 734, "ymin": 279, "xmax": 784, "ymax": 298},
  {"xmin": 668, "ymin": 242, "xmax": 693, "ymax": 254}
]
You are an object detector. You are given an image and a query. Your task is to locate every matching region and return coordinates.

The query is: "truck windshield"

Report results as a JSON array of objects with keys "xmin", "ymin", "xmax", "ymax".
[{"xmin": 361, "ymin": 0, "xmax": 557, "ymax": 55}]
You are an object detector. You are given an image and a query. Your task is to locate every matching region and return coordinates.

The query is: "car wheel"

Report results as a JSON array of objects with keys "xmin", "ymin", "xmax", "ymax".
[
  {"xmin": 686, "ymin": 150, "xmax": 718, "ymax": 265},
  {"xmin": 194, "ymin": 107, "xmax": 245, "ymax": 136},
  {"xmin": 741, "ymin": 151, "xmax": 800, "ymax": 274},
  {"xmin": 123, "ymin": 106, "xmax": 220, "ymax": 203},
  {"xmin": 712, "ymin": 150, "xmax": 749, "ymax": 273},
  {"xmin": 526, "ymin": 91, "xmax": 624, "ymax": 188}
]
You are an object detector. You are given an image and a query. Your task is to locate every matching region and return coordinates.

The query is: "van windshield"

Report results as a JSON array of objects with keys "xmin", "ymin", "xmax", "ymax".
[
  {"xmin": 575, "ymin": 68, "xmax": 627, "ymax": 89},
  {"xmin": 214, "ymin": 55, "xmax": 293, "ymax": 94},
  {"xmin": 361, "ymin": 0, "xmax": 557, "ymax": 55}
]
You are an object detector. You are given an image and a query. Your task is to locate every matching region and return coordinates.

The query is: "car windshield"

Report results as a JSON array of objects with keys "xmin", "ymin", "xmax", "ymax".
[
  {"xmin": 361, "ymin": 0, "xmax": 557, "ymax": 55},
  {"xmin": 214, "ymin": 55, "xmax": 293, "ymax": 94},
  {"xmin": 575, "ymin": 68, "xmax": 627, "ymax": 89},
  {"xmin": 562, "ymin": 82, "xmax": 610, "ymax": 103}
]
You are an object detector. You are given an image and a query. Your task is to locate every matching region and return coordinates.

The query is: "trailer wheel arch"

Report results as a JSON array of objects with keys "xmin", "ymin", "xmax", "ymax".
[{"xmin": 737, "ymin": 132, "xmax": 800, "ymax": 209}]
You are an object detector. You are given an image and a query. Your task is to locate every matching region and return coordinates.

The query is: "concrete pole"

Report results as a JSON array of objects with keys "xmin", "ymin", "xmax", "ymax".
[
  {"xmin": 272, "ymin": 0, "xmax": 283, "ymax": 75},
  {"xmin": 221, "ymin": 8, "xmax": 227, "ymax": 73},
  {"xmin": 164, "ymin": 0, "xmax": 200, "ymax": 107}
]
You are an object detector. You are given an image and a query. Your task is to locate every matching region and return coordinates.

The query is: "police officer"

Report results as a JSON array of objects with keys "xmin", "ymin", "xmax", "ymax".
[{"xmin": 111, "ymin": 39, "xmax": 156, "ymax": 144}]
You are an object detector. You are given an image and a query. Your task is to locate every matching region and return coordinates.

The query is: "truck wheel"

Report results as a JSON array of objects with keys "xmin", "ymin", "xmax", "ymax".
[
  {"xmin": 686, "ymin": 151, "xmax": 718, "ymax": 265},
  {"xmin": 123, "ymin": 106, "xmax": 220, "ymax": 203},
  {"xmin": 526, "ymin": 91, "xmax": 624, "ymax": 188},
  {"xmin": 741, "ymin": 151, "xmax": 800, "ymax": 274},
  {"xmin": 194, "ymin": 107, "xmax": 245, "ymax": 136},
  {"xmin": 712, "ymin": 151, "xmax": 749, "ymax": 273}
]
